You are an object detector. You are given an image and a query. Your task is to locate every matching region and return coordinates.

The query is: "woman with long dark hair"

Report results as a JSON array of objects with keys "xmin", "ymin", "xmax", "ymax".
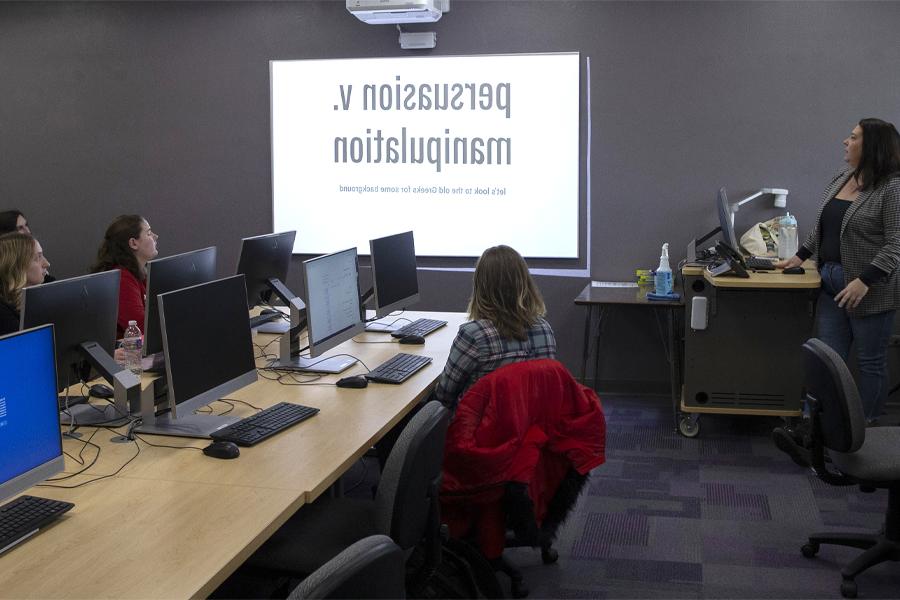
[
  {"xmin": 777, "ymin": 118, "xmax": 900, "ymax": 423},
  {"xmin": 91, "ymin": 215, "xmax": 159, "ymax": 338}
]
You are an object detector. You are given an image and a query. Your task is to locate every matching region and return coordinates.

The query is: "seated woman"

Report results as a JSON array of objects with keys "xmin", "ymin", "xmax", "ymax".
[
  {"xmin": 0, "ymin": 232, "xmax": 51, "ymax": 335},
  {"xmin": 433, "ymin": 244, "xmax": 557, "ymax": 409},
  {"xmin": 91, "ymin": 215, "xmax": 158, "ymax": 338}
]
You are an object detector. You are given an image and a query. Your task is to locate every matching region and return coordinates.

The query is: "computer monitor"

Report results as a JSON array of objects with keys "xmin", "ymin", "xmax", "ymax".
[
  {"xmin": 143, "ymin": 247, "xmax": 217, "ymax": 357},
  {"xmin": 368, "ymin": 231, "xmax": 420, "ymax": 322},
  {"xmin": 135, "ymin": 275, "xmax": 257, "ymax": 439},
  {"xmin": 21, "ymin": 272, "xmax": 140, "ymax": 425},
  {"xmin": 0, "ymin": 325, "xmax": 66, "ymax": 505},
  {"xmin": 274, "ymin": 247, "xmax": 363, "ymax": 373},
  {"xmin": 236, "ymin": 231, "xmax": 306, "ymax": 335},
  {"xmin": 717, "ymin": 187, "xmax": 742, "ymax": 252}
]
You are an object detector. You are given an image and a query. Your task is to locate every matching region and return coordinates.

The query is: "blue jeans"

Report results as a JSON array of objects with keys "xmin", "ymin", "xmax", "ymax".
[{"xmin": 816, "ymin": 262, "xmax": 896, "ymax": 421}]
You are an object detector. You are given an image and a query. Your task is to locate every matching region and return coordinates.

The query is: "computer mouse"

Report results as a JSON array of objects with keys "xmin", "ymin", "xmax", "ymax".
[
  {"xmin": 90, "ymin": 383, "xmax": 114, "ymax": 399},
  {"xmin": 336, "ymin": 375, "xmax": 369, "ymax": 389},
  {"xmin": 398, "ymin": 334, "xmax": 426, "ymax": 345},
  {"xmin": 783, "ymin": 266, "xmax": 806, "ymax": 275},
  {"xmin": 202, "ymin": 441, "xmax": 240, "ymax": 459}
]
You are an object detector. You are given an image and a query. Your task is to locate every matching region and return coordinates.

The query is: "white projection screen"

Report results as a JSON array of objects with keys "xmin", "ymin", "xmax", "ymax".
[{"xmin": 271, "ymin": 53, "xmax": 580, "ymax": 258}]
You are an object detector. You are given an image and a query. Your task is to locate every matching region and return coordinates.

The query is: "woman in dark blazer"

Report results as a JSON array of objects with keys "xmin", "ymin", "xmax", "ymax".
[{"xmin": 778, "ymin": 118, "xmax": 900, "ymax": 423}]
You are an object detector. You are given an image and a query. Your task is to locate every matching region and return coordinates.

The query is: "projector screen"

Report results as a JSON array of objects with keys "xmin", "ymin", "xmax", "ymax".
[{"xmin": 271, "ymin": 53, "xmax": 580, "ymax": 258}]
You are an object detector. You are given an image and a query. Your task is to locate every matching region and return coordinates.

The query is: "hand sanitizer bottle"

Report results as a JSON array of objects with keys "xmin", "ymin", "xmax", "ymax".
[{"xmin": 655, "ymin": 243, "xmax": 673, "ymax": 295}]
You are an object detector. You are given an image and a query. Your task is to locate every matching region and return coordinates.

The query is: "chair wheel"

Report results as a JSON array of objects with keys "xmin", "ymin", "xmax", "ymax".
[
  {"xmin": 541, "ymin": 547, "xmax": 559, "ymax": 564},
  {"xmin": 840, "ymin": 579, "xmax": 858, "ymax": 598},
  {"xmin": 801, "ymin": 542, "xmax": 819, "ymax": 558}
]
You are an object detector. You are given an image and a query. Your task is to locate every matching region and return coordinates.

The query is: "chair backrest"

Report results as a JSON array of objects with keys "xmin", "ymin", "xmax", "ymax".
[
  {"xmin": 375, "ymin": 400, "xmax": 450, "ymax": 551},
  {"xmin": 802, "ymin": 338, "xmax": 866, "ymax": 453},
  {"xmin": 289, "ymin": 534, "xmax": 405, "ymax": 599}
]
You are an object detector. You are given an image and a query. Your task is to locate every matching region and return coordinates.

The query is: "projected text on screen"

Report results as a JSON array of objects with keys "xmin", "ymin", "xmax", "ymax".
[{"xmin": 271, "ymin": 53, "xmax": 579, "ymax": 258}]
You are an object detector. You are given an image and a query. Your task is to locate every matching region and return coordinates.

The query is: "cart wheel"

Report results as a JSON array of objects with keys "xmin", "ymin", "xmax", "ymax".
[{"xmin": 678, "ymin": 415, "xmax": 700, "ymax": 438}]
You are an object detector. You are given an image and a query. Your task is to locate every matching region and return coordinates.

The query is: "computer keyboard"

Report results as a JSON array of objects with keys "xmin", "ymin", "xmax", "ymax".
[
  {"xmin": 746, "ymin": 257, "xmax": 776, "ymax": 270},
  {"xmin": 249, "ymin": 311, "xmax": 283, "ymax": 329},
  {"xmin": 390, "ymin": 318, "xmax": 447, "ymax": 339},
  {"xmin": 0, "ymin": 495, "xmax": 74, "ymax": 555},
  {"xmin": 365, "ymin": 352, "xmax": 433, "ymax": 384},
  {"xmin": 210, "ymin": 401, "xmax": 319, "ymax": 446}
]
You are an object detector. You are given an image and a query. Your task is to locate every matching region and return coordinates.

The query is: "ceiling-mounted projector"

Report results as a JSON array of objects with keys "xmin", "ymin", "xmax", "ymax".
[{"xmin": 347, "ymin": 0, "xmax": 444, "ymax": 25}]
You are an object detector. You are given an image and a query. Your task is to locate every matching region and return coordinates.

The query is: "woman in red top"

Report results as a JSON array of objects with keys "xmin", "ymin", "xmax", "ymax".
[{"xmin": 91, "ymin": 215, "xmax": 159, "ymax": 338}]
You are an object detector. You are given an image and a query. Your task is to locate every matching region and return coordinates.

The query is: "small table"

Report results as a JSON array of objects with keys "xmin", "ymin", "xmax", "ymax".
[{"xmin": 574, "ymin": 283, "xmax": 683, "ymax": 429}]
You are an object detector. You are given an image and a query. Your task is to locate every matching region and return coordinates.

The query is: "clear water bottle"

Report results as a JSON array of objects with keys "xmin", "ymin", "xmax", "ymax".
[
  {"xmin": 122, "ymin": 320, "xmax": 143, "ymax": 378},
  {"xmin": 778, "ymin": 212, "xmax": 798, "ymax": 260}
]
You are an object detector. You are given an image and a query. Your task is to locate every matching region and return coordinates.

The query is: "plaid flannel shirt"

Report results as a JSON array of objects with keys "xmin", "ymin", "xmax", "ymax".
[{"xmin": 433, "ymin": 317, "xmax": 557, "ymax": 408}]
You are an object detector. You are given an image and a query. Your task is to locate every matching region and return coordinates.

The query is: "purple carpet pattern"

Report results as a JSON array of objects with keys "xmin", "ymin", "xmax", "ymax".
[{"xmin": 508, "ymin": 395, "xmax": 900, "ymax": 599}]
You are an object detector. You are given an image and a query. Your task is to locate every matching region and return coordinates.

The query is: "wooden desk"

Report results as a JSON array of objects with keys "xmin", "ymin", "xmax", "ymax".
[
  {"xmin": 679, "ymin": 263, "xmax": 819, "ymax": 435},
  {"xmin": 0, "ymin": 311, "xmax": 466, "ymax": 599},
  {"xmin": 574, "ymin": 283, "xmax": 683, "ymax": 428}
]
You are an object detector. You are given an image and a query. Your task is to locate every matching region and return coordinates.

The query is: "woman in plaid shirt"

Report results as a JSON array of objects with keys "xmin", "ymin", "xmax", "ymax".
[
  {"xmin": 434, "ymin": 245, "xmax": 557, "ymax": 409},
  {"xmin": 778, "ymin": 118, "xmax": 900, "ymax": 423}
]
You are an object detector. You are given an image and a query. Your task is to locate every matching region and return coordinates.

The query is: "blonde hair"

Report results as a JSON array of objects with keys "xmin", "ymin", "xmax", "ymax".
[
  {"xmin": 0, "ymin": 232, "xmax": 35, "ymax": 311},
  {"xmin": 467, "ymin": 245, "xmax": 546, "ymax": 341}
]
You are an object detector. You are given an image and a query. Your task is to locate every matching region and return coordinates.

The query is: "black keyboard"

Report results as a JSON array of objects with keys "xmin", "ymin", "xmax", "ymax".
[
  {"xmin": 210, "ymin": 401, "xmax": 319, "ymax": 446},
  {"xmin": 0, "ymin": 495, "xmax": 73, "ymax": 555},
  {"xmin": 249, "ymin": 311, "xmax": 283, "ymax": 328},
  {"xmin": 390, "ymin": 318, "xmax": 447, "ymax": 339},
  {"xmin": 746, "ymin": 257, "xmax": 776, "ymax": 270},
  {"xmin": 365, "ymin": 353, "xmax": 433, "ymax": 384}
]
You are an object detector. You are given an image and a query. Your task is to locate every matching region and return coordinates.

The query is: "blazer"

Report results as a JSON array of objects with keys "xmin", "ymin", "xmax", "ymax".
[
  {"xmin": 0, "ymin": 300, "xmax": 20, "ymax": 336},
  {"xmin": 800, "ymin": 168, "xmax": 900, "ymax": 317}
]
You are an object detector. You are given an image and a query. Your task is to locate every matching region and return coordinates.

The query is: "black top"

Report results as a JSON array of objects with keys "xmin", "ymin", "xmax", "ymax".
[
  {"xmin": 796, "ymin": 196, "xmax": 888, "ymax": 286},
  {"xmin": 818, "ymin": 197, "xmax": 852, "ymax": 265},
  {"xmin": 0, "ymin": 300, "xmax": 20, "ymax": 336}
]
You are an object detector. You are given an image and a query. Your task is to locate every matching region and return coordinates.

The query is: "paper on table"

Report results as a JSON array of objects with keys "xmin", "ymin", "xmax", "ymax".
[{"xmin": 591, "ymin": 281, "xmax": 638, "ymax": 288}]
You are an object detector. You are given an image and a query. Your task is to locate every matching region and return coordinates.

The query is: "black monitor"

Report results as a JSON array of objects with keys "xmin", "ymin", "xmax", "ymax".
[
  {"xmin": 369, "ymin": 231, "xmax": 419, "ymax": 320},
  {"xmin": 236, "ymin": 231, "xmax": 306, "ymax": 335},
  {"xmin": 21, "ymin": 272, "xmax": 140, "ymax": 425},
  {"xmin": 135, "ymin": 275, "xmax": 257, "ymax": 439},
  {"xmin": 717, "ymin": 187, "xmax": 741, "ymax": 252},
  {"xmin": 0, "ymin": 325, "xmax": 66, "ymax": 505},
  {"xmin": 143, "ymin": 247, "xmax": 217, "ymax": 357},
  {"xmin": 274, "ymin": 248, "xmax": 363, "ymax": 374}
]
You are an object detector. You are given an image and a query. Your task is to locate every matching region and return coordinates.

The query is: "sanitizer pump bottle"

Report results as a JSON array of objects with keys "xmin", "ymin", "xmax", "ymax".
[{"xmin": 655, "ymin": 243, "xmax": 673, "ymax": 295}]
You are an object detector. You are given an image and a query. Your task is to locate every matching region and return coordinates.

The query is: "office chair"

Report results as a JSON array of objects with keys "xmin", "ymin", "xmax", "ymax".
[
  {"xmin": 246, "ymin": 401, "xmax": 450, "ymax": 588},
  {"xmin": 794, "ymin": 338, "xmax": 900, "ymax": 599},
  {"xmin": 289, "ymin": 535, "xmax": 404, "ymax": 599},
  {"xmin": 440, "ymin": 359, "xmax": 606, "ymax": 598}
]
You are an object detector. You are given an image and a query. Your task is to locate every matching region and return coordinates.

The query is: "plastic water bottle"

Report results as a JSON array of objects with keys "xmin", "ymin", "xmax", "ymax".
[
  {"xmin": 655, "ymin": 243, "xmax": 673, "ymax": 295},
  {"xmin": 122, "ymin": 320, "xmax": 143, "ymax": 378},
  {"xmin": 778, "ymin": 212, "xmax": 798, "ymax": 260}
]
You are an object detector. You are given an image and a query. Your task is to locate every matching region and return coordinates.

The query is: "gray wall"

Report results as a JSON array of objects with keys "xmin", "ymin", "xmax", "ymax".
[{"xmin": 3, "ymin": 1, "xmax": 899, "ymax": 390}]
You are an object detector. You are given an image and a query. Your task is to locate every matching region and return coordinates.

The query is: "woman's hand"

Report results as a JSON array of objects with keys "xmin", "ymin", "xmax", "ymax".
[
  {"xmin": 774, "ymin": 255, "xmax": 802, "ymax": 270},
  {"xmin": 835, "ymin": 278, "xmax": 870, "ymax": 309}
]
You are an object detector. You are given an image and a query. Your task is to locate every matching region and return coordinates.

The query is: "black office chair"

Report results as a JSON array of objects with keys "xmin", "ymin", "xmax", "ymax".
[
  {"xmin": 246, "ymin": 401, "xmax": 450, "ymax": 589},
  {"xmin": 288, "ymin": 534, "xmax": 404, "ymax": 599},
  {"xmin": 794, "ymin": 338, "xmax": 900, "ymax": 598}
]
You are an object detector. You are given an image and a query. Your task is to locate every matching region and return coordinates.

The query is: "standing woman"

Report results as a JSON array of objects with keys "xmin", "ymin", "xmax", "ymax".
[
  {"xmin": 0, "ymin": 232, "xmax": 51, "ymax": 335},
  {"xmin": 777, "ymin": 118, "xmax": 900, "ymax": 423},
  {"xmin": 91, "ymin": 215, "xmax": 159, "ymax": 339},
  {"xmin": 433, "ymin": 244, "xmax": 557, "ymax": 409}
]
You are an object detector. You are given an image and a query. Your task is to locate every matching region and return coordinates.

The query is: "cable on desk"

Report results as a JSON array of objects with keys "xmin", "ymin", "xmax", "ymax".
[
  {"xmin": 131, "ymin": 433, "xmax": 204, "ymax": 452},
  {"xmin": 219, "ymin": 398, "xmax": 264, "ymax": 411},
  {"xmin": 41, "ymin": 425, "xmax": 141, "ymax": 488}
]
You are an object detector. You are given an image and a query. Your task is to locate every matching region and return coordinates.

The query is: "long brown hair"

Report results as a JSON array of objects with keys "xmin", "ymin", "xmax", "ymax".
[
  {"xmin": 467, "ymin": 245, "xmax": 546, "ymax": 341},
  {"xmin": 91, "ymin": 214, "xmax": 146, "ymax": 281},
  {"xmin": 0, "ymin": 232, "xmax": 36, "ymax": 310}
]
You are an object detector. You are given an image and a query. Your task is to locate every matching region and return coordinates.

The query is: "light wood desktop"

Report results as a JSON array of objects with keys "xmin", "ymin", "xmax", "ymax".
[{"xmin": 0, "ymin": 310, "xmax": 466, "ymax": 599}]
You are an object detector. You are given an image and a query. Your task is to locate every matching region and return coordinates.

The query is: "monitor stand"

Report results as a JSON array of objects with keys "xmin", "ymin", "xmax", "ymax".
[
  {"xmin": 59, "ymin": 402, "xmax": 130, "ymax": 426},
  {"xmin": 364, "ymin": 321, "xmax": 398, "ymax": 333},
  {"xmin": 274, "ymin": 354, "xmax": 357, "ymax": 374},
  {"xmin": 256, "ymin": 320, "xmax": 290, "ymax": 334},
  {"xmin": 135, "ymin": 412, "xmax": 240, "ymax": 439}
]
